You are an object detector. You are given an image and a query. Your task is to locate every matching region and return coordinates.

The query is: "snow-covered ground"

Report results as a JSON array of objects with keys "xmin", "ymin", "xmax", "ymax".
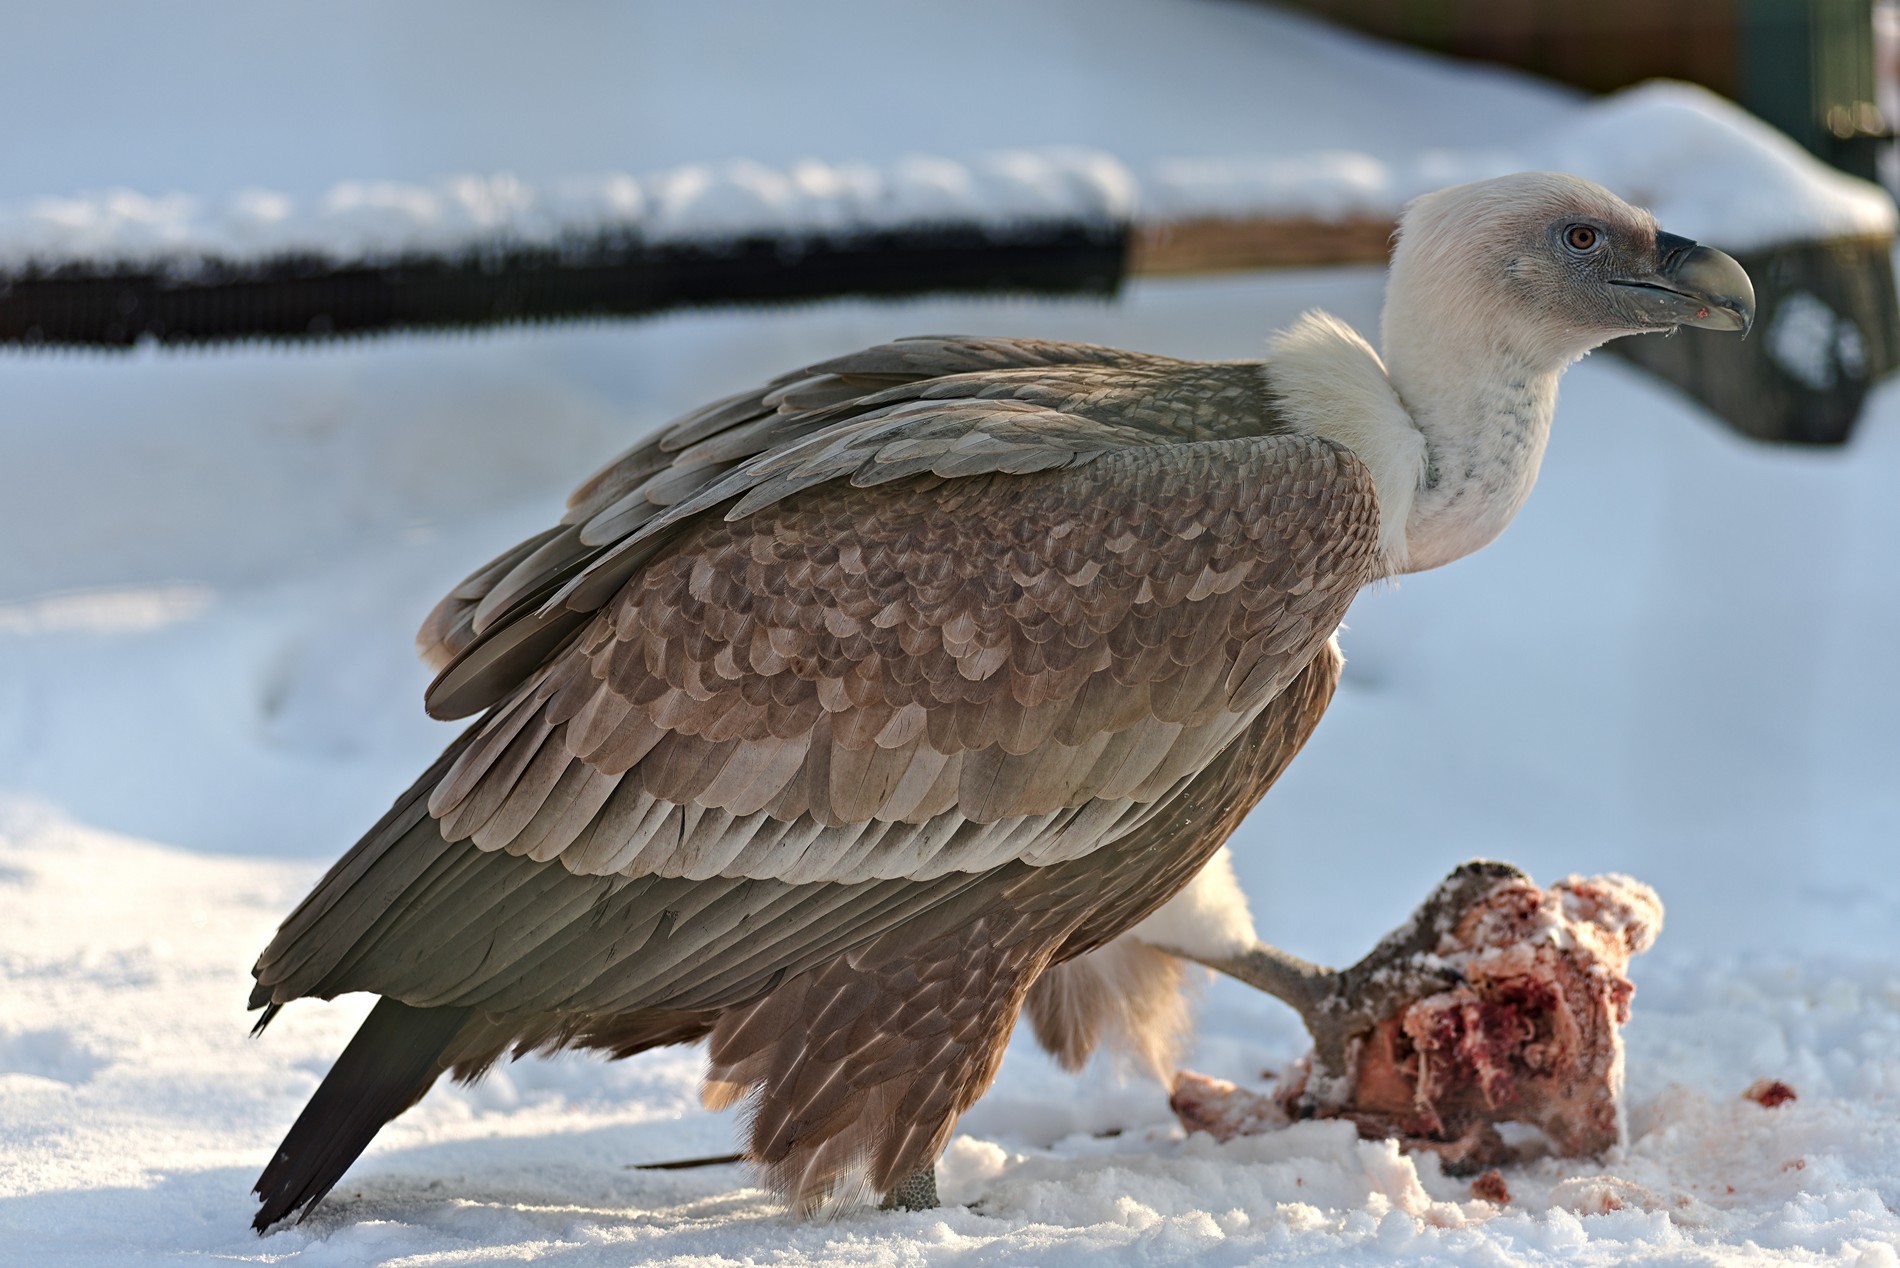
[{"xmin": 3, "ymin": 3, "xmax": 1898, "ymax": 1264}]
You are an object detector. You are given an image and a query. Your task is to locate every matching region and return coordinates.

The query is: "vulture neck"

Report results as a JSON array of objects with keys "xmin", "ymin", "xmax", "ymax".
[{"xmin": 1379, "ymin": 295, "xmax": 1566, "ymax": 575}]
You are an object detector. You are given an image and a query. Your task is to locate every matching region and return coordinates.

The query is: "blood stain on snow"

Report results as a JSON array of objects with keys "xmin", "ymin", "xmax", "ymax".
[
  {"xmin": 1744, "ymin": 1078, "xmax": 1798, "ymax": 1108},
  {"xmin": 1550, "ymin": 1175, "xmax": 1666, "ymax": 1216},
  {"xmin": 1469, "ymin": 1169, "xmax": 1512, "ymax": 1204}
]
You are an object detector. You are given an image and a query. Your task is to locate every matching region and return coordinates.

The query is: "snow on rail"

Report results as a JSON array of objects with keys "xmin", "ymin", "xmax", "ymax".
[
  {"xmin": 0, "ymin": 150, "xmax": 1139, "ymax": 271},
  {"xmin": 0, "ymin": 83, "xmax": 1887, "ymax": 273}
]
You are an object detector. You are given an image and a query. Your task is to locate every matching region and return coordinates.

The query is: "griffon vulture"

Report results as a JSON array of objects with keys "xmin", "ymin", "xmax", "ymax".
[{"xmin": 248, "ymin": 172, "xmax": 1753, "ymax": 1227}]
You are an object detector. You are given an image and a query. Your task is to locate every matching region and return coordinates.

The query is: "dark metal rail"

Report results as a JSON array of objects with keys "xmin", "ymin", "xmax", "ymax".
[{"xmin": 0, "ymin": 220, "xmax": 1128, "ymax": 348}]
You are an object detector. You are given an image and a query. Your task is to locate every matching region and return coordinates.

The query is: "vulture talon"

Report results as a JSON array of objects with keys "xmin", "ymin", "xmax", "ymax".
[
  {"xmin": 880, "ymin": 1167, "xmax": 940, "ymax": 1212},
  {"xmin": 1156, "ymin": 860, "xmax": 1525, "ymax": 1111}
]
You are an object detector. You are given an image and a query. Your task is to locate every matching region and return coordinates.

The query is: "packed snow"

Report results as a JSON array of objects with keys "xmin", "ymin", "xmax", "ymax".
[{"xmin": 3, "ymin": 2, "xmax": 1898, "ymax": 1265}]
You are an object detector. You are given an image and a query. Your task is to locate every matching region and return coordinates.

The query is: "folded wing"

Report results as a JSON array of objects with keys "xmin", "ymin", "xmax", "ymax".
[{"xmin": 254, "ymin": 338, "xmax": 1379, "ymax": 1031}]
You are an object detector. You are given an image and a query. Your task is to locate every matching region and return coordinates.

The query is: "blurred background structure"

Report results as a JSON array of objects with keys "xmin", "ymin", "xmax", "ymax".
[{"xmin": 1286, "ymin": 0, "xmax": 1892, "ymax": 180}]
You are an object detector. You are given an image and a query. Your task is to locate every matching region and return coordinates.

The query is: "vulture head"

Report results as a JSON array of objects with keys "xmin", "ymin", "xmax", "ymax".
[
  {"xmin": 1314, "ymin": 171, "xmax": 1758, "ymax": 572},
  {"xmin": 1386, "ymin": 171, "xmax": 1753, "ymax": 362}
]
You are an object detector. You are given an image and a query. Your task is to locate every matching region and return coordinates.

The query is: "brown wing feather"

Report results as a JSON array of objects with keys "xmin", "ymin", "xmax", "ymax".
[
  {"xmin": 419, "ymin": 337, "xmax": 1150, "ymax": 674},
  {"xmin": 418, "ymin": 337, "xmax": 1279, "ymax": 714},
  {"xmin": 423, "ymin": 434, "xmax": 1375, "ymax": 886},
  {"xmin": 254, "ymin": 440, "xmax": 1371, "ymax": 1024},
  {"xmin": 257, "ymin": 335, "xmax": 1372, "ymax": 1039}
]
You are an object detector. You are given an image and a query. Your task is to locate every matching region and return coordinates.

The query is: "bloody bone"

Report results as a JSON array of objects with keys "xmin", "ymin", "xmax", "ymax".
[{"xmin": 1170, "ymin": 869, "xmax": 1662, "ymax": 1171}]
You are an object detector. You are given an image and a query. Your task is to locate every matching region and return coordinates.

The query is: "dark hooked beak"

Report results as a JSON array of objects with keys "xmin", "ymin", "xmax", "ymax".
[{"xmin": 1610, "ymin": 230, "xmax": 1756, "ymax": 334}]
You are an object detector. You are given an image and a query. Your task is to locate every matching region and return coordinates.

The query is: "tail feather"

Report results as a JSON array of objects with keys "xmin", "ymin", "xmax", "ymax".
[{"xmin": 253, "ymin": 997, "xmax": 471, "ymax": 1232}]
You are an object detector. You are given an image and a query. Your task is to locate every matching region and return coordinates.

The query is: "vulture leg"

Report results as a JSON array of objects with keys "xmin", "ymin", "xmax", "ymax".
[
  {"xmin": 879, "ymin": 1166, "xmax": 940, "ymax": 1211},
  {"xmin": 702, "ymin": 904, "xmax": 1055, "ymax": 1214},
  {"xmin": 1154, "ymin": 860, "xmax": 1527, "ymax": 1111}
]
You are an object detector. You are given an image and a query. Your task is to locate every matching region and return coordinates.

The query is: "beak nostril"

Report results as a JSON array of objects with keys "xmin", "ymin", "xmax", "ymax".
[{"xmin": 1655, "ymin": 231, "xmax": 1698, "ymax": 274}]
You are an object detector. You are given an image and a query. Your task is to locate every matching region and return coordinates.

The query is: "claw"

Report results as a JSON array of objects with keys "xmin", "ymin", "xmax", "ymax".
[{"xmin": 1149, "ymin": 859, "xmax": 1530, "ymax": 1109}]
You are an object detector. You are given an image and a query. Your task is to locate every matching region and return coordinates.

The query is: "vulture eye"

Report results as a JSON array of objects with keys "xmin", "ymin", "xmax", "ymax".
[{"xmin": 1563, "ymin": 224, "xmax": 1602, "ymax": 254}]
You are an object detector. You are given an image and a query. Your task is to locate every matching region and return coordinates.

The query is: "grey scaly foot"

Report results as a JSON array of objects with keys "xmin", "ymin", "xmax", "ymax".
[
  {"xmin": 880, "ymin": 1165, "xmax": 940, "ymax": 1211},
  {"xmin": 1153, "ymin": 860, "xmax": 1527, "ymax": 1111}
]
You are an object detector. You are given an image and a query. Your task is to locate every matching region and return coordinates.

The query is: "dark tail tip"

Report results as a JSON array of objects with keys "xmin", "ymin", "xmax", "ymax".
[
  {"xmin": 252, "ymin": 997, "xmax": 470, "ymax": 1233},
  {"xmin": 250, "ymin": 1002, "xmax": 283, "ymax": 1039}
]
